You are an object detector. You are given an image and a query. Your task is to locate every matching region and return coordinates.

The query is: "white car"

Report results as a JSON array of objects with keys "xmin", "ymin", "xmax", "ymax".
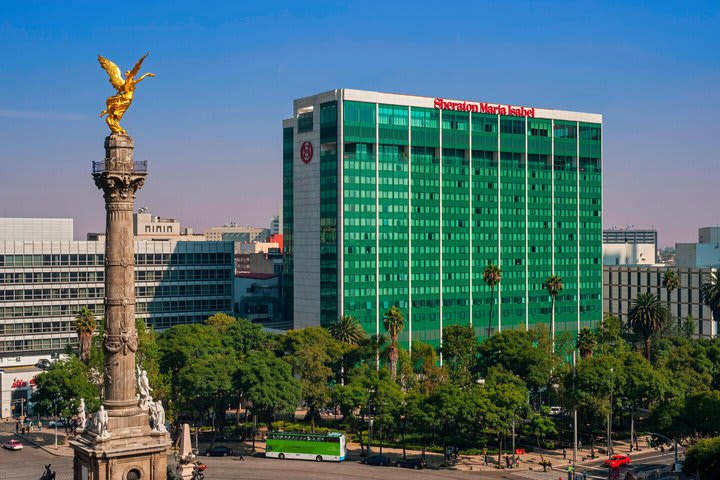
[
  {"xmin": 48, "ymin": 419, "xmax": 68, "ymax": 428},
  {"xmin": 4, "ymin": 439, "xmax": 23, "ymax": 450}
]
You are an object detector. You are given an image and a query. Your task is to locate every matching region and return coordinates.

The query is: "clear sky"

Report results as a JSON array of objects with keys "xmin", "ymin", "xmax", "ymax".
[{"xmin": 1, "ymin": 1, "xmax": 718, "ymax": 246}]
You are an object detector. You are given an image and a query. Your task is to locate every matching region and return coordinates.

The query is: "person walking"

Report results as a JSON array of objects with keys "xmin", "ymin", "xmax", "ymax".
[
  {"xmin": 563, "ymin": 447, "xmax": 567, "ymax": 460},
  {"xmin": 238, "ymin": 447, "xmax": 245, "ymax": 461},
  {"xmin": 15, "ymin": 422, "xmax": 19, "ymax": 434}
]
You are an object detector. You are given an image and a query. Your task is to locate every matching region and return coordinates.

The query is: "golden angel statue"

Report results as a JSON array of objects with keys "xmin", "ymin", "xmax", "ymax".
[{"xmin": 98, "ymin": 53, "xmax": 155, "ymax": 135}]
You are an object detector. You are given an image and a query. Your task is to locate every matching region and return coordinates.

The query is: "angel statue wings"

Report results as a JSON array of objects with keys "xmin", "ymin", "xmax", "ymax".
[{"xmin": 98, "ymin": 53, "xmax": 155, "ymax": 135}]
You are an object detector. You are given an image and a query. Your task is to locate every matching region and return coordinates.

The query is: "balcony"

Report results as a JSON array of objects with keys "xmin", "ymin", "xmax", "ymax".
[{"xmin": 92, "ymin": 160, "xmax": 147, "ymax": 174}]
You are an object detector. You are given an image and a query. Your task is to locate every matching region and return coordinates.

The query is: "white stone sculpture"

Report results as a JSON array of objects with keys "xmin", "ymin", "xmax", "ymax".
[
  {"xmin": 95, "ymin": 406, "xmax": 109, "ymax": 439},
  {"xmin": 155, "ymin": 400, "xmax": 166, "ymax": 433},
  {"xmin": 77, "ymin": 398, "xmax": 87, "ymax": 430},
  {"xmin": 136, "ymin": 365, "xmax": 152, "ymax": 408}
]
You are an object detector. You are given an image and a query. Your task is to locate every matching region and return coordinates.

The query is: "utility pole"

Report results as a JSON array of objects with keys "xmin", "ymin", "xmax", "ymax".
[
  {"xmin": 572, "ymin": 350, "xmax": 578, "ymax": 467},
  {"xmin": 608, "ymin": 367, "xmax": 614, "ymax": 458}
]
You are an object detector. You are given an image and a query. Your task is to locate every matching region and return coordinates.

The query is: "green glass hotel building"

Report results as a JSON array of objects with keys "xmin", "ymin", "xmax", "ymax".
[{"xmin": 283, "ymin": 89, "xmax": 602, "ymax": 349}]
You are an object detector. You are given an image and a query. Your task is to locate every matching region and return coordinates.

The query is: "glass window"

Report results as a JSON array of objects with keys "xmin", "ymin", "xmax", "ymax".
[{"xmin": 297, "ymin": 112, "xmax": 313, "ymax": 133}]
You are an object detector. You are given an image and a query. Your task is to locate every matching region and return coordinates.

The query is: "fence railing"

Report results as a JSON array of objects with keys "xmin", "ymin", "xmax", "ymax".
[{"xmin": 92, "ymin": 160, "xmax": 147, "ymax": 174}]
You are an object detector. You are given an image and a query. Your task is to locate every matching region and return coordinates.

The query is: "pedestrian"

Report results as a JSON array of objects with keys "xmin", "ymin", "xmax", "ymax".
[
  {"xmin": 15, "ymin": 422, "xmax": 19, "ymax": 433},
  {"xmin": 453, "ymin": 445, "xmax": 459, "ymax": 460},
  {"xmin": 578, "ymin": 439, "xmax": 582, "ymax": 450},
  {"xmin": 563, "ymin": 447, "xmax": 567, "ymax": 459},
  {"xmin": 505, "ymin": 455, "xmax": 511, "ymax": 468},
  {"xmin": 445, "ymin": 446, "xmax": 451, "ymax": 462},
  {"xmin": 238, "ymin": 448, "xmax": 244, "ymax": 461}
]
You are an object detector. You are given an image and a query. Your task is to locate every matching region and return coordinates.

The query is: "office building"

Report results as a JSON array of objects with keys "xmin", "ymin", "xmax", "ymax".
[
  {"xmin": 604, "ymin": 265, "xmax": 717, "ymax": 338},
  {"xmin": 204, "ymin": 224, "xmax": 269, "ymax": 243},
  {"xmin": 676, "ymin": 227, "xmax": 720, "ymax": 268},
  {"xmin": 0, "ymin": 218, "xmax": 73, "ymax": 242},
  {"xmin": 602, "ymin": 229, "xmax": 657, "ymax": 265},
  {"xmin": 283, "ymin": 89, "xmax": 603, "ymax": 347},
  {"xmin": 0, "ymin": 226, "xmax": 234, "ymax": 367}
]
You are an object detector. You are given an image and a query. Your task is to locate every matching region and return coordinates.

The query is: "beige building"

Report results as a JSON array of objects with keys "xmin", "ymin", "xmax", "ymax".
[
  {"xmin": 204, "ymin": 224, "xmax": 269, "ymax": 243},
  {"xmin": 604, "ymin": 265, "xmax": 717, "ymax": 338}
]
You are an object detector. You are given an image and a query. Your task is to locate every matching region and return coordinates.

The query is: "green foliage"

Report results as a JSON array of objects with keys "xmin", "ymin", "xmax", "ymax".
[
  {"xmin": 482, "ymin": 264, "xmax": 502, "ymax": 337},
  {"xmin": 205, "ymin": 312, "xmax": 237, "ymax": 332},
  {"xmin": 328, "ymin": 315, "xmax": 365, "ymax": 346},
  {"xmin": 382, "ymin": 306, "xmax": 405, "ymax": 380},
  {"xmin": 701, "ymin": 271, "xmax": 720, "ymax": 321},
  {"xmin": 74, "ymin": 306, "xmax": 97, "ymax": 362},
  {"xmin": 478, "ymin": 328, "xmax": 553, "ymax": 392},
  {"xmin": 441, "ymin": 324, "xmax": 477, "ymax": 388},
  {"xmin": 235, "ymin": 350, "xmax": 300, "ymax": 423},
  {"xmin": 576, "ymin": 327, "xmax": 598, "ymax": 359},
  {"xmin": 628, "ymin": 292, "xmax": 670, "ymax": 360},
  {"xmin": 31, "ymin": 356, "xmax": 100, "ymax": 419},
  {"xmin": 683, "ymin": 436, "xmax": 720, "ymax": 477}
]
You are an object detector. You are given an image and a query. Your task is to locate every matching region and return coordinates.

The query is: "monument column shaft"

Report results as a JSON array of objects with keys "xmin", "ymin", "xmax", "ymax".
[{"xmin": 94, "ymin": 134, "xmax": 146, "ymax": 411}]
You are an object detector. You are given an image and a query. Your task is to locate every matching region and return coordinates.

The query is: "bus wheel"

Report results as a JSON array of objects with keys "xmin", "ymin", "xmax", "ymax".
[
  {"xmin": 278, "ymin": 453, "xmax": 285, "ymax": 460},
  {"xmin": 316, "ymin": 455, "xmax": 323, "ymax": 462}
]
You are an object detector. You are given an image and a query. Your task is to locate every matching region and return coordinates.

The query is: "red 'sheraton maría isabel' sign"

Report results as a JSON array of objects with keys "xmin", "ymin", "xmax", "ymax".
[{"xmin": 434, "ymin": 98, "xmax": 535, "ymax": 118}]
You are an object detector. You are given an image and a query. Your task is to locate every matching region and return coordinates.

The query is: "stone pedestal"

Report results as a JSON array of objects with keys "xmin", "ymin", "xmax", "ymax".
[{"xmin": 71, "ymin": 134, "xmax": 169, "ymax": 480}]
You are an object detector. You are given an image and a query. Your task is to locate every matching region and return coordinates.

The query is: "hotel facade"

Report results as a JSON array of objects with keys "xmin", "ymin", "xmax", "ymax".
[{"xmin": 283, "ymin": 89, "xmax": 602, "ymax": 349}]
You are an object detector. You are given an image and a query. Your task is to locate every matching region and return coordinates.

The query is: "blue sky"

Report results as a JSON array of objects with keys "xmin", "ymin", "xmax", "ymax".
[{"xmin": 1, "ymin": 1, "xmax": 718, "ymax": 246}]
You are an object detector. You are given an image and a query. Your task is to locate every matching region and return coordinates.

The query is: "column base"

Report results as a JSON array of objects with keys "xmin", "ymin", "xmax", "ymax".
[{"xmin": 70, "ymin": 410, "xmax": 170, "ymax": 480}]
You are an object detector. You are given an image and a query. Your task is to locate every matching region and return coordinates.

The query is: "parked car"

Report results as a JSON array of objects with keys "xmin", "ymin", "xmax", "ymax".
[
  {"xmin": 205, "ymin": 445, "xmax": 233, "ymax": 457},
  {"xmin": 4, "ymin": 439, "xmax": 23, "ymax": 450},
  {"xmin": 36, "ymin": 359, "xmax": 52, "ymax": 369},
  {"xmin": 48, "ymin": 419, "xmax": 68, "ymax": 428},
  {"xmin": 361, "ymin": 454, "xmax": 391, "ymax": 466},
  {"xmin": 604, "ymin": 454, "xmax": 631, "ymax": 468},
  {"xmin": 396, "ymin": 458, "xmax": 427, "ymax": 469}
]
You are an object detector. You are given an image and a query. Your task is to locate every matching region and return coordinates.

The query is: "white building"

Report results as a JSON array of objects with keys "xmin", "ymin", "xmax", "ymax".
[
  {"xmin": 0, "ymin": 218, "xmax": 73, "ymax": 242},
  {"xmin": 604, "ymin": 265, "xmax": 717, "ymax": 338},
  {"xmin": 204, "ymin": 224, "xmax": 269, "ymax": 243},
  {"xmin": 602, "ymin": 229, "xmax": 657, "ymax": 266},
  {"xmin": 676, "ymin": 227, "xmax": 720, "ymax": 268}
]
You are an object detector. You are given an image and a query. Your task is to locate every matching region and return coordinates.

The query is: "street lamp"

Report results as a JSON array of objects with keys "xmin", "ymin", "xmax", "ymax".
[
  {"xmin": 608, "ymin": 367, "xmax": 614, "ymax": 458},
  {"xmin": 647, "ymin": 432, "xmax": 680, "ymax": 472}
]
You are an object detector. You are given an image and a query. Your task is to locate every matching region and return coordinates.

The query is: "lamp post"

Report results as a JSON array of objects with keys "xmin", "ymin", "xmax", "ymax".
[
  {"xmin": 572, "ymin": 350, "xmax": 577, "ymax": 467},
  {"xmin": 55, "ymin": 420, "xmax": 58, "ymax": 450},
  {"xmin": 647, "ymin": 432, "xmax": 679, "ymax": 472},
  {"xmin": 607, "ymin": 367, "xmax": 614, "ymax": 458}
]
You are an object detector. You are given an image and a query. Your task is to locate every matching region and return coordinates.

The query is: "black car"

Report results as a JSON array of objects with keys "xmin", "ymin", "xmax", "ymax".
[
  {"xmin": 362, "ymin": 454, "xmax": 391, "ymax": 466},
  {"xmin": 205, "ymin": 445, "xmax": 233, "ymax": 457},
  {"xmin": 36, "ymin": 359, "xmax": 52, "ymax": 369},
  {"xmin": 396, "ymin": 458, "xmax": 427, "ymax": 469}
]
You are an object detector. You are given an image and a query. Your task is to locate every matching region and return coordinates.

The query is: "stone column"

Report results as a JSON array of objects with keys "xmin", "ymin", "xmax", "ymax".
[{"xmin": 93, "ymin": 134, "xmax": 146, "ymax": 415}]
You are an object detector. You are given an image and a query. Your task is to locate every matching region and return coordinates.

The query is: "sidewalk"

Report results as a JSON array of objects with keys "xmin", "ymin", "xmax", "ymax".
[{"xmin": 15, "ymin": 429, "xmax": 74, "ymax": 457}]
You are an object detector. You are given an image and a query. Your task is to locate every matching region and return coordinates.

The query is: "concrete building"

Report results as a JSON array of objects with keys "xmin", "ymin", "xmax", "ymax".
[
  {"xmin": 676, "ymin": 227, "xmax": 720, "ymax": 268},
  {"xmin": 283, "ymin": 89, "xmax": 603, "ymax": 345},
  {"xmin": 233, "ymin": 273, "xmax": 284, "ymax": 328},
  {"xmin": 270, "ymin": 215, "xmax": 281, "ymax": 236},
  {"xmin": 604, "ymin": 265, "xmax": 717, "ymax": 338},
  {"xmin": 0, "ymin": 230, "xmax": 235, "ymax": 372},
  {"xmin": 0, "ymin": 218, "xmax": 73, "ymax": 242},
  {"xmin": 204, "ymin": 224, "xmax": 269, "ymax": 243},
  {"xmin": 602, "ymin": 229, "xmax": 657, "ymax": 265}
]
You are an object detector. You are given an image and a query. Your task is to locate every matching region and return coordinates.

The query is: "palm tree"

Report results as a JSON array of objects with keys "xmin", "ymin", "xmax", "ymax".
[
  {"xmin": 383, "ymin": 306, "xmax": 405, "ymax": 380},
  {"xmin": 74, "ymin": 306, "xmax": 97, "ymax": 362},
  {"xmin": 661, "ymin": 270, "xmax": 680, "ymax": 323},
  {"xmin": 482, "ymin": 264, "xmax": 502, "ymax": 339},
  {"xmin": 328, "ymin": 315, "xmax": 365, "ymax": 385},
  {"xmin": 701, "ymin": 271, "xmax": 720, "ymax": 333},
  {"xmin": 543, "ymin": 275, "xmax": 564, "ymax": 343},
  {"xmin": 628, "ymin": 292, "xmax": 669, "ymax": 361},
  {"xmin": 576, "ymin": 327, "xmax": 597, "ymax": 359}
]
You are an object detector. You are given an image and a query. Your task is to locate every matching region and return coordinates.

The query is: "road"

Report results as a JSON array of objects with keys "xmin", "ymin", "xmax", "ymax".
[{"xmin": 0, "ymin": 420, "xmax": 683, "ymax": 480}]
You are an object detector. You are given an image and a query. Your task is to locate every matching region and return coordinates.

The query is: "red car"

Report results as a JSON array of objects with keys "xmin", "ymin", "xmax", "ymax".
[{"xmin": 604, "ymin": 454, "xmax": 631, "ymax": 468}]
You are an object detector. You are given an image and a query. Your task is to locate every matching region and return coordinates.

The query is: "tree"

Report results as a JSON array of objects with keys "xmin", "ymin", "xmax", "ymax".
[
  {"xmin": 577, "ymin": 327, "xmax": 598, "ymax": 359},
  {"xmin": 441, "ymin": 325, "xmax": 477, "ymax": 388},
  {"xmin": 701, "ymin": 271, "xmax": 720, "ymax": 330},
  {"xmin": 382, "ymin": 306, "xmax": 405, "ymax": 380},
  {"xmin": 135, "ymin": 319, "xmax": 169, "ymax": 407},
  {"xmin": 235, "ymin": 350, "xmax": 300, "ymax": 424},
  {"xmin": 205, "ymin": 312, "xmax": 237, "ymax": 332},
  {"xmin": 482, "ymin": 264, "xmax": 502, "ymax": 339},
  {"xmin": 31, "ymin": 357, "xmax": 100, "ymax": 426},
  {"xmin": 628, "ymin": 292, "xmax": 669, "ymax": 361},
  {"xmin": 74, "ymin": 306, "xmax": 97, "ymax": 362},
  {"xmin": 524, "ymin": 407, "xmax": 558, "ymax": 448},
  {"xmin": 328, "ymin": 315, "xmax": 365, "ymax": 385},
  {"xmin": 662, "ymin": 270, "xmax": 680, "ymax": 312},
  {"xmin": 543, "ymin": 275, "xmax": 564, "ymax": 343},
  {"xmin": 683, "ymin": 436, "xmax": 720, "ymax": 478},
  {"xmin": 282, "ymin": 327, "xmax": 341, "ymax": 431}
]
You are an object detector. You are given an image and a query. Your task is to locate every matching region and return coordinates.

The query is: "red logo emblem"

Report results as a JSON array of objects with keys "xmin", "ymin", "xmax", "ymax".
[{"xmin": 300, "ymin": 141, "xmax": 313, "ymax": 164}]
